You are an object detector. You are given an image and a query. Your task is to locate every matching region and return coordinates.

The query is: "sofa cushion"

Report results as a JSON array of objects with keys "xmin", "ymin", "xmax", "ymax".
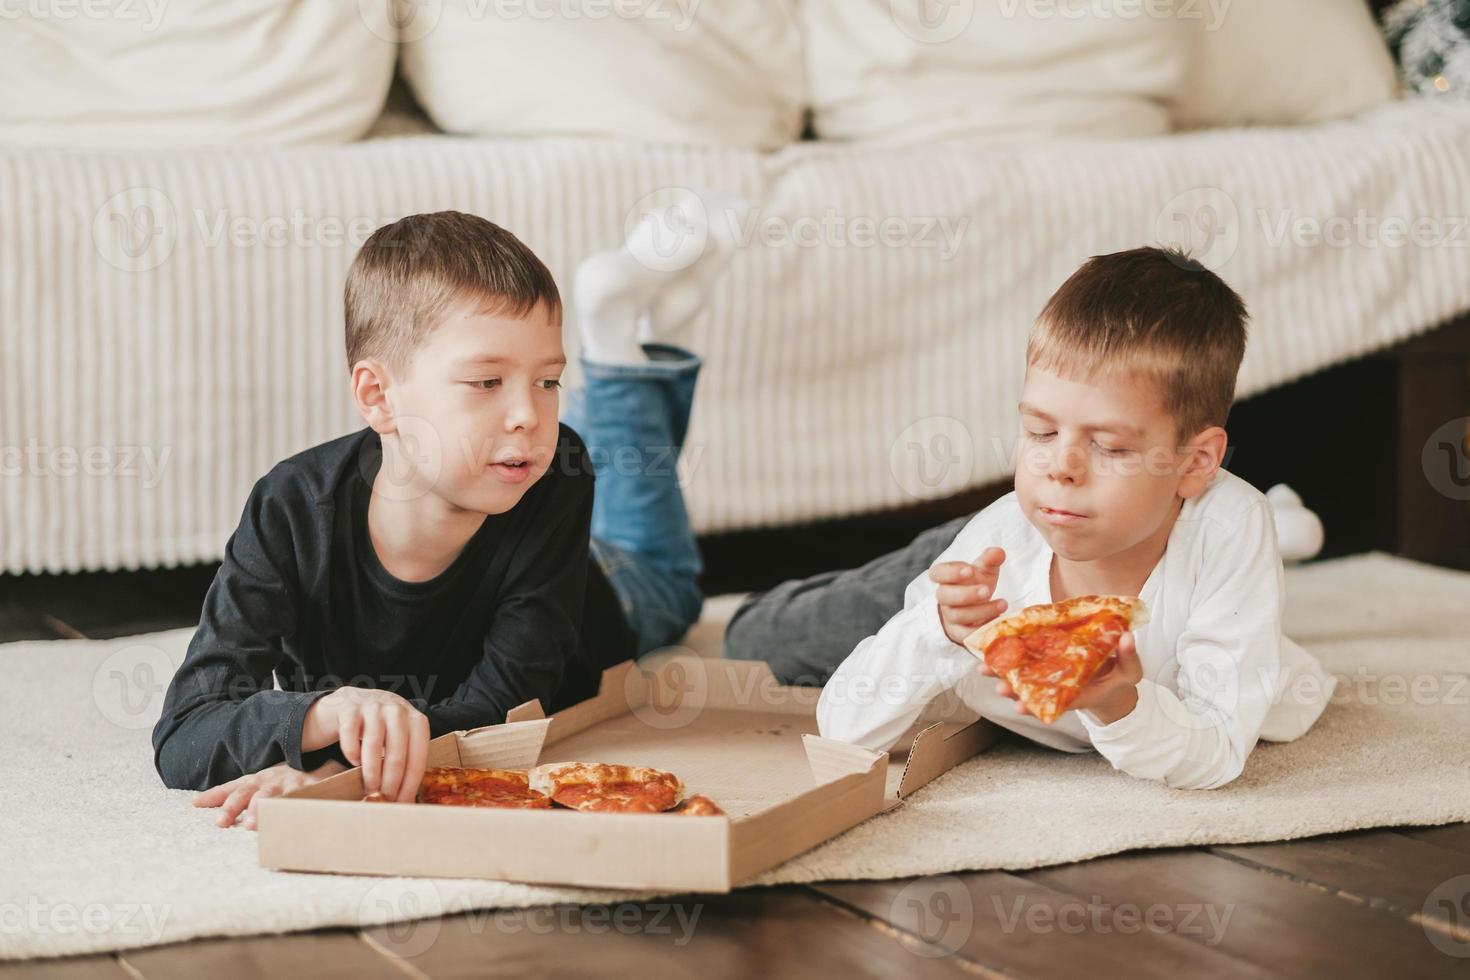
[
  {"xmin": 0, "ymin": 0, "xmax": 396, "ymax": 146},
  {"xmin": 1171, "ymin": 0, "xmax": 1400, "ymax": 128},
  {"xmin": 801, "ymin": 0, "xmax": 1187, "ymax": 143},
  {"xmin": 399, "ymin": 0, "xmax": 804, "ymax": 149}
]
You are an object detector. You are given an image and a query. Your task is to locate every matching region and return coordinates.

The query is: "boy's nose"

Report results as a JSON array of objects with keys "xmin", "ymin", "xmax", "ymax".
[
  {"xmin": 1048, "ymin": 444, "xmax": 1088, "ymax": 483},
  {"xmin": 501, "ymin": 393, "xmax": 539, "ymax": 432}
]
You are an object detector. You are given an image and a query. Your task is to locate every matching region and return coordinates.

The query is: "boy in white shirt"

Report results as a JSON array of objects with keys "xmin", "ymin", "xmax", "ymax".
[{"xmin": 762, "ymin": 247, "xmax": 1334, "ymax": 789}]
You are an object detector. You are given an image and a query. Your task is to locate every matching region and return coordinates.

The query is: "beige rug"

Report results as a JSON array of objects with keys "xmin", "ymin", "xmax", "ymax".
[{"xmin": 4, "ymin": 552, "xmax": 1469, "ymax": 960}]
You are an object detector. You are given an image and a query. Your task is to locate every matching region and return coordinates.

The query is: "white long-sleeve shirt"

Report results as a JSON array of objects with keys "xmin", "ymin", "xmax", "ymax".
[{"xmin": 816, "ymin": 468, "xmax": 1336, "ymax": 790}]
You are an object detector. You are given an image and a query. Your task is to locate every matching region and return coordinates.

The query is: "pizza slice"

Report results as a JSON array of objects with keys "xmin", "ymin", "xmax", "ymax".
[
  {"xmin": 529, "ymin": 762, "xmax": 684, "ymax": 813},
  {"xmin": 668, "ymin": 795, "xmax": 725, "ymax": 817},
  {"xmin": 962, "ymin": 594, "xmax": 1148, "ymax": 724},
  {"xmin": 414, "ymin": 766, "xmax": 553, "ymax": 809}
]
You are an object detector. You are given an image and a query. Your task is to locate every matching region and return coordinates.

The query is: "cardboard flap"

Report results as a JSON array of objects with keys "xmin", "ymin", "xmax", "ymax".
[
  {"xmin": 456, "ymin": 718, "xmax": 551, "ymax": 770},
  {"xmin": 895, "ymin": 718, "xmax": 1001, "ymax": 799},
  {"xmin": 802, "ymin": 733, "xmax": 884, "ymax": 786},
  {"xmin": 505, "ymin": 699, "xmax": 547, "ymax": 724}
]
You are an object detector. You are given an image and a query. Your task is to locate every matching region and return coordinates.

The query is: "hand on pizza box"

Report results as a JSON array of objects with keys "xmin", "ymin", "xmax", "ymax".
[
  {"xmin": 303, "ymin": 686, "xmax": 430, "ymax": 803},
  {"xmin": 193, "ymin": 759, "xmax": 345, "ymax": 831},
  {"xmin": 978, "ymin": 629, "xmax": 1144, "ymax": 720},
  {"xmin": 929, "ymin": 546, "xmax": 1009, "ymax": 647}
]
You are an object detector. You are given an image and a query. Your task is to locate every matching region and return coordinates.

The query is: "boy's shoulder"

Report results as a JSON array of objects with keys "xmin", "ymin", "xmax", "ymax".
[
  {"xmin": 1180, "ymin": 467, "xmax": 1269, "ymax": 530},
  {"xmin": 254, "ymin": 427, "xmax": 376, "ymax": 507}
]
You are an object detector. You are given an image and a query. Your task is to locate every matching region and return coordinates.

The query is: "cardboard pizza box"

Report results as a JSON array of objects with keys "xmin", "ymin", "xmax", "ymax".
[{"xmin": 256, "ymin": 654, "xmax": 999, "ymax": 892}]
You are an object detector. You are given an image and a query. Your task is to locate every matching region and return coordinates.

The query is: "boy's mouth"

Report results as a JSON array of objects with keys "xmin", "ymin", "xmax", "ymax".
[
  {"xmin": 489, "ymin": 453, "xmax": 533, "ymax": 484},
  {"xmin": 1040, "ymin": 506, "xmax": 1088, "ymax": 526}
]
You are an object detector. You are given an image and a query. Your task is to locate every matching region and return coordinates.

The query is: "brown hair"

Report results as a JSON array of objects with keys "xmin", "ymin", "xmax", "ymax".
[
  {"xmin": 344, "ymin": 211, "xmax": 561, "ymax": 373},
  {"xmin": 1026, "ymin": 246, "xmax": 1248, "ymax": 442}
]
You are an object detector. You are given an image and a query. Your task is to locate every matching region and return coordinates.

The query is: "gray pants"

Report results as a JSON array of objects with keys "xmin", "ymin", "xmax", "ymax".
[{"xmin": 722, "ymin": 514, "xmax": 973, "ymax": 686}]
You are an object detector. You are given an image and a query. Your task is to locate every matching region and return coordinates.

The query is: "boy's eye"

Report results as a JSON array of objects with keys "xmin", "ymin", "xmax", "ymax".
[
  {"xmin": 540, "ymin": 379, "xmax": 562, "ymax": 391},
  {"xmin": 471, "ymin": 379, "xmax": 500, "ymax": 390},
  {"xmin": 1093, "ymin": 440, "xmax": 1130, "ymax": 456},
  {"xmin": 1026, "ymin": 430, "xmax": 1056, "ymax": 442}
]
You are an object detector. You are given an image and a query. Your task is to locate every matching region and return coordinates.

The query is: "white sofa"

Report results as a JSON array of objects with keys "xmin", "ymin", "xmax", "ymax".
[{"xmin": 4, "ymin": 1, "xmax": 1469, "ymax": 574}]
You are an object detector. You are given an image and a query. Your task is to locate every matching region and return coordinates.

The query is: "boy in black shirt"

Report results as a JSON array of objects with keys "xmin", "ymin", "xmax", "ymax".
[{"xmin": 154, "ymin": 205, "xmax": 734, "ymax": 828}]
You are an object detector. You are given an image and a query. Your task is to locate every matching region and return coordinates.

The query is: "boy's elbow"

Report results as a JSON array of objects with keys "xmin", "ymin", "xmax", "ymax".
[
  {"xmin": 151, "ymin": 721, "xmax": 210, "ymax": 791},
  {"xmin": 1161, "ymin": 747, "xmax": 1247, "ymax": 791}
]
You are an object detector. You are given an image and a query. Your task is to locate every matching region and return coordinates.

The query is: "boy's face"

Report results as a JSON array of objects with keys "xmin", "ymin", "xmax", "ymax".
[
  {"xmin": 376, "ymin": 298, "xmax": 566, "ymax": 516},
  {"xmin": 1013, "ymin": 363, "xmax": 1200, "ymax": 563}
]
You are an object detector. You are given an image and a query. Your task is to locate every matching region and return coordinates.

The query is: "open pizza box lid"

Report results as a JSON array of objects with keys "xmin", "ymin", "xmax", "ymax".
[{"xmin": 257, "ymin": 654, "xmax": 999, "ymax": 892}]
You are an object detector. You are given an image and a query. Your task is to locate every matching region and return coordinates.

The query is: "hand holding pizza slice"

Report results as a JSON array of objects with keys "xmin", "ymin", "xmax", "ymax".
[{"xmin": 962, "ymin": 595, "xmax": 1149, "ymax": 724}]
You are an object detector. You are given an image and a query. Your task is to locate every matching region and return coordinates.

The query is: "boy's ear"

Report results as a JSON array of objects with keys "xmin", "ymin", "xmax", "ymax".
[
  {"xmin": 351, "ymin": 358, "xmax": 396, "ymax": 434},
  {"xmin": 1178, "ymin": 425, "xmax": 1228, "ymax": 499}
]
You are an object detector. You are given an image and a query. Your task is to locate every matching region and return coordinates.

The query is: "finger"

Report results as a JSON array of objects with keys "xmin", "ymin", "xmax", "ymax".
[
  {"xmin": 995, "ymin": 679, "xmax": 1015, "ymax": 700},
  {"xmin": 242, "ymin": 785, "xmax": 281, "ymax": 831},
  {"xmin": 379, "ymin": 710, "xmax": 408, "ymax": 803},
  {"xmin": 217, "ymin": 786, "xmax": 254, "ymax": 828},
  {"xmin": 942, "ymin": 598, "xmax": 1008, "ymax": 626},
  {"xmin": 361, "ymin": 709, "xmax": 384, "ymax": 795},
  {"xmin": 194, "ymin": 777, "xmax": 242, "ymax": 809},
  {"xmin": 338, "ymin": 707, "xmax": 363, "ymax": 766},
  {"xmin": 1115, "ymin": 633, "xmax": 1145, "ymax": 682},
  {"xmin": 398, "ymin": 713, "xmax": 430, "ymax": 804},
  {"xmin": 934, "ymin": 583, "xmax": 992, "ymax": 607},
  {"xmin": 928, "ymin": 561, "xmax": 976, "ymax": 585},
  {"xmin": 976, "ymin": 660, "xmax": 994, "ymax": 677},
  {"xmin": 1117, "ymin": 631, "xmax": 1139, "ymax": 661},
  {"xmin": 973, "ymin": 547, "xmax": 1006, "ymax": 572}
]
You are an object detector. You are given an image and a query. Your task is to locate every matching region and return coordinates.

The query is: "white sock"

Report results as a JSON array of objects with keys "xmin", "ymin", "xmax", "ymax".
[
  {"xmin": 574, "ymin": 195, "xmax": 743, "ymax": 365},
  {"xmin": 574, "ymin": 201, "xmax": 705, "ymax": 365},
  {"xmin": 640, "ymin": 197, "xmax": 746, "ymax": 342}
]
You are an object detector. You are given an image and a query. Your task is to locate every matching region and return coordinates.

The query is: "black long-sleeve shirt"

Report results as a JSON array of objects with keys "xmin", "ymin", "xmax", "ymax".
[{"xmin": 152, "ymin": 424, "xmax": 636, "ymax": 790}]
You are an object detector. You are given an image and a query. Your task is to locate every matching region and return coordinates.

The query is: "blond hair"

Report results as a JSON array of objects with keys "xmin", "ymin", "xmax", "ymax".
[
  {"xmin": 344, "ymin": 211, "xmax": 561, "ymax": 373},
  {"xmin": 1026, "ymin": 246, "xmax": 1248, "ymax": 442}
]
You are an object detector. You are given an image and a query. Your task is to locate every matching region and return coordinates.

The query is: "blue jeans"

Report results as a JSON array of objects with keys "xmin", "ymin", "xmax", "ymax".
[{"xmin": 561, "ymin": 343, "xmax": 705, "ymax": 656}]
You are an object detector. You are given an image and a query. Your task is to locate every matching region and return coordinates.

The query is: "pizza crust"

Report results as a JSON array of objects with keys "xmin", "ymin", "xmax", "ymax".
[
  {"xmin": 529, "ymin": 762, "xmax": 685, "ymax": 813},
  {"xmin": 962, "ymin": 594, "xmax": 1149, "ymax": 661},
  {"xmin": 669, "ymin": 795, "xmax": 726, "ymax": 817}
]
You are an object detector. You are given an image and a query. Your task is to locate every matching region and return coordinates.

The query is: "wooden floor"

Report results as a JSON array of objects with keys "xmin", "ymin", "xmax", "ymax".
[{"xmin": 4, "ymin": 569, "xmax": 1470, "ymax": 978}]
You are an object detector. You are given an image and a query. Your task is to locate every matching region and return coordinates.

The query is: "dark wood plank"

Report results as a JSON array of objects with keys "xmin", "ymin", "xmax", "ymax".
[
  {"xmin": 118, "ymin": 929, "xmax": 404, "ymax": 980},
  {"xmin": 1024, "ymin": 847, "xmax": 1466, "ymax": 979},
  {"xmin": 18, "ymin": 570, "xmax": 199, "ymax": 640},
  {"xmin": 1393, "ymin": 352, "xmax": 1470, "ymax": 569},
  {"xmin": 811, "ymin": 868, "xmax": 1268, "ymax": 980},
  {"xmin": 1402, "ymin": 822, "xmax": 1470, "ymax": 857},
  {"xmin": 1213, "ymin": 829, "xmax": 1470, "ymax": 925},
  {"xmin": 363, "ymin": 887, "xmax": 974, "ymax": 980},
  {"xmin": 0, "ymin": 955, "xmax": 132, "ymax": 979},
  {"xmin": 0, "ymin": 576, "xmax": 70, "ymax": 642}
]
